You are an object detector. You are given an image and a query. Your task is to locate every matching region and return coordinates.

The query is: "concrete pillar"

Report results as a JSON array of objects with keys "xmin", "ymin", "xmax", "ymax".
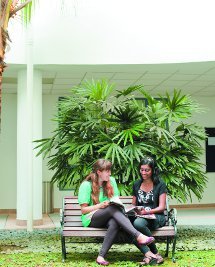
[
  {"xmin": 32, "ymin": 70, "xmax": 43, "ymax": 220},
  {"xmin": 17, "ymin": 69, "xmax": 29, "ymax": 223},
  {"xmin": 16, "ymin": 69, "xmax": 43, "ymax": 227}
]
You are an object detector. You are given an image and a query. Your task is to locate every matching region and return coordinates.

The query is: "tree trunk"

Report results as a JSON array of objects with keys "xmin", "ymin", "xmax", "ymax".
[
  {"xmin": 0, "ymin": 26, "xmax": 8, "ymax": 130},
  {"xmin": 0, "ymin": 0, "xmax": 32, "ymax": 130},
  {"xmin": 0, "ymin": 0, "xmax": 12, "ymax": 130}
]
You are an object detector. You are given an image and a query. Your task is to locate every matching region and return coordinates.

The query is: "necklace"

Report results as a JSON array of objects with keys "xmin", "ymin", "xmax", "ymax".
[{"xmin": 140, "ymin": 182, "xmax": 153, "ymax": 192}]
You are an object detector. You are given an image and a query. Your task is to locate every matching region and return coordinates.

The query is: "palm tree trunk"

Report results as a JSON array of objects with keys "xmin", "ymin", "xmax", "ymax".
[
  {"xmin": 0, "ymin": 0, "xmax": 32, "ymax": 130},
  {"xmin": 0, "ymin": 0, "xmax": 13, "ymax": 129}
]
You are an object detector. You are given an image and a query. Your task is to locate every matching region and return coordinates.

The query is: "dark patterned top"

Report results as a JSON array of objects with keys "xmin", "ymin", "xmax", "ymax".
[
  {"xmin": 133, "ymin": 179, "xmax": 167, "ymax": 212},
  {"xmin": 137, "ymin": 189, "xmax": 154, "ymax": 211}
]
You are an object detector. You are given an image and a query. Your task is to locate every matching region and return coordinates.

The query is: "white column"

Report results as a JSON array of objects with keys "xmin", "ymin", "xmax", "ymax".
[
  {"xmin": 16, "ymin": 69, "xmax": 43, "ymax": 228},
  {"xmin": 17, "ymin": 67, "xmax": 34, "ymax": 230},
  {"xmin": 32, "ymin": 69, "xmax": 43, "ymax": 220},
  {"xmin": 26, "ymin": 27, "xmax": 34, "ymax": 231},
  {"xmin": 17, "ymin": 69, "xmax": 29, "ymax": 222}
]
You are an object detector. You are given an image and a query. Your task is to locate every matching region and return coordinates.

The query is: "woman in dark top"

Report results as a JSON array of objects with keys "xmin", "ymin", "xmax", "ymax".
[{"xmin": 132, "ymin": 156, "xmax": 167, "ymax": 265}]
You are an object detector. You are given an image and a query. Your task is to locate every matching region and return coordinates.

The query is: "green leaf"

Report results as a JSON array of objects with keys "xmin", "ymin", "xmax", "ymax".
[{"xmin": 34, "ymin": 80, "xmax": 207, "ymax": 202}]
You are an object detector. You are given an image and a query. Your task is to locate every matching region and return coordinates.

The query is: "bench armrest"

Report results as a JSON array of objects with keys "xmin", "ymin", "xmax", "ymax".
[
  {"xmin": 60, "ymin": 208, "xmax": 64, "ymax": 226},
  {"xmin": 168, "ymin": 208, "xmax": 177, "ymax": 226}
]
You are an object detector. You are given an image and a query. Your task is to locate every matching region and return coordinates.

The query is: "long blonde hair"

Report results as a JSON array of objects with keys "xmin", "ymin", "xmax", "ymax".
[{"xmin": 85, "ymin": 159, "xmax": 114, "ymax": 204}]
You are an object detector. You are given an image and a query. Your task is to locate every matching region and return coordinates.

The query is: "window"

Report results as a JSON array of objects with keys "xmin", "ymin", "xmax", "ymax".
[{"xmin": 205, "ymin": 128, "xmax": 215, "ymax": 172}]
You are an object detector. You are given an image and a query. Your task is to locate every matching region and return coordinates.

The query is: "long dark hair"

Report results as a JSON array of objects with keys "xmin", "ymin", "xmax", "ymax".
[
  {"xmin": 85, "ymin": 159, "xmax": 114, "ymax": 204},
  {"xmin": 138, "ymin": 156, "xmax": 160, "ymax": 184}
]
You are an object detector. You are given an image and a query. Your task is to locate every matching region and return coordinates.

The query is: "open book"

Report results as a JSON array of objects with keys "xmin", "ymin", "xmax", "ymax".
[
  {"xmin": 109, "ymin": 196, "xmax": 156, "ymax": 219},
  {"xmin": 135, "ymin": 213, "xmax": 156, "ymax": 219},
  {"xmin": 109, "ymin": 196, "xmax": 137, "ymax": 214}
]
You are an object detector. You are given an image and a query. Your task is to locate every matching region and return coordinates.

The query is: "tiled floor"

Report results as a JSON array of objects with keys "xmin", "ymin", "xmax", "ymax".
[
  {"xmin": 0, "ymin": 213, "xmax": 60, "ymax": 230},
  {"xmin": 0, "ymin": 208, "xmax": 214, "ymax": 230}
]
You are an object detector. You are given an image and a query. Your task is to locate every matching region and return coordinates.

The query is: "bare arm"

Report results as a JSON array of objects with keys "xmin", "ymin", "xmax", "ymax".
[
  {"xmin": 80, "ymin": 201, "xmax": 110, "ymax": 214},
  {"xmin": 132, "ymin": 196, "xmax": 137, "ymax": 206}
]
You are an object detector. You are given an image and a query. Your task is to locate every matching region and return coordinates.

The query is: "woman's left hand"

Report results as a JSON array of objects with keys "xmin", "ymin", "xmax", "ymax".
[
  {"xmin": 139, "ymin": 208, "xmax": 148, "ymax": 215},
  {"xmin": 99, "ymin": 201, "xmax": 110, "ymax": 209}
]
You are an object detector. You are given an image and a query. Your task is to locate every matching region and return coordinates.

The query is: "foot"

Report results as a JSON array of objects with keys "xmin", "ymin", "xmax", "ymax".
[
  {"xmin": 145, "ymin": 251, "xmax": 157, "ymax": 258},
  {"xmin": 139, "ymin": 256, "xmax": 157, "ymax": 266},
  {"xmin": 137, "ymin": 235, "xmax": 155, "ymax": 246},
  {"xmin": 96, "ymin": 256, "xmax": 109, "ymax": 266},
  {"xmin": 155, "ymin": 253, "xmax": 164, "ymax": 264}
]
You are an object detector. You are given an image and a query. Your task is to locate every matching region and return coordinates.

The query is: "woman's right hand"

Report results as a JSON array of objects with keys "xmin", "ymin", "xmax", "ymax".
[{"xmin": 99, "ymin": 201, "xmax": 109, "ymax": 209}]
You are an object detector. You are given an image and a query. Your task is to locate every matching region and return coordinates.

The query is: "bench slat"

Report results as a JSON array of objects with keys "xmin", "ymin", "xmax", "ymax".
[
  {"xmin": 62, "ymin": 226, "xmax": 175, "ymax": 237},
  {"xmin": 64, "ymin": 215, "xmax": 82, "ymax": 221},
  {"xmin": 64, "ymin": 196, "xmax": 133, "ymax": 204},
  {"xmin": 64, "ymin": 210, "xmax": 82, "ymax": 216},
  {"xmin": 64, "ymin": 218, "xmax": 82, "ymax": 223},
  {"xmin": 64, "ymin": 222, "xmax": 83, "ymax": 226},
  {"xmin": 63, "ymin": 231, "xmax": 107, "ymax": 237}
]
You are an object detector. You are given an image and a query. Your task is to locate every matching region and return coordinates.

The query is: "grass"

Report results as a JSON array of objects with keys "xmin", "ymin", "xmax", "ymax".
[
  {"xmin": 0, "ymin": 250, "xmax": 215, "ymax": 267},
  {"xmin": 0, "ymin": 226, "xmax": 215, "ymax": 266}
]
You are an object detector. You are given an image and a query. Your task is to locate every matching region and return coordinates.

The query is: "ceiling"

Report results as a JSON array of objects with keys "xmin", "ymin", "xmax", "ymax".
[{"xmin": 2, "ymin": 61, "xmax": 215, "ymax": 97}]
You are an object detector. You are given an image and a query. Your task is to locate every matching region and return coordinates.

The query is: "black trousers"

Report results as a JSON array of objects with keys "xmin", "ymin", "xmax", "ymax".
[{"xmin": 90, "ymin": 205, "xmax": 141, "ymax": 257}]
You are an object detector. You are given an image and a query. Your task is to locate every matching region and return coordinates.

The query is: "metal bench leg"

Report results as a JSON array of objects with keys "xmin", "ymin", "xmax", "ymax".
[
  {"xmin": 172, "ymin": 235, "xmax": 177, "ymax": 263},
  {"xmin": 61, "ymin": 235, "xmax": 66, "ymax": 262},
  {"xmin": 165, "ymin": 237, "xmax": 170, "ymax": 257}
]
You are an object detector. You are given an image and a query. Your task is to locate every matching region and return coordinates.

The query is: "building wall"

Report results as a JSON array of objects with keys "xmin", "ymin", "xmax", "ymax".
[
  {"xmin": 42, "ymin": 95, "xmax": 71, "ymax": 208},
  {"xmin": 170, "ymin": 96, "xmax": 215, "ymax": 205},
  {"xmin": 0, "ymin": 93, "xmax": 214, "ymax": 209},
  {"xmin": 0, "ymin": 94, "xmax": 17, "ymax": 209}
]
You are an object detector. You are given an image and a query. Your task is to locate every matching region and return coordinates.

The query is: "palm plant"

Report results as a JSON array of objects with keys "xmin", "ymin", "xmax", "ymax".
[
  {"xmin": 35, "ymin": 80, "xmax": 207, "ymax": 202},
  {"xmin": 0, "ymin": 0, "xmax": 32, "ymax": 128}
]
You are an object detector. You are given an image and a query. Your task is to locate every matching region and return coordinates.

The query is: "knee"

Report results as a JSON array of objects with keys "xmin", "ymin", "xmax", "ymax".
[
  {"xmin": 133, "ymin": 218, "xmax": 148, "ymax": 231},
  {"xmin": 106, "ymin": 205, "xmax": 118, "ymax": 215},
  {"xmin": 108, "ymin": 219, "xmax": 120, "ymax": 231}
]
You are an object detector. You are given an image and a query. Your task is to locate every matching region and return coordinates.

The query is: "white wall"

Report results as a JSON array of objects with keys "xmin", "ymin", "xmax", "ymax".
[
  {"xmin": 6, "ymin": 0, "xmax": 215, "ymax": 65},
  {"xmin": 192, "ymin": 96, "xmax": 215, "ymax": 205},
  {"xmin": 42, "ymin": 95, "xmax": 72, "ymax": 208},
  {"xmin": 170, "ymin": 96, "xmax": 215, "ymax": 205},
  {"xmin": 0, "ymin": 94, "xmax": 17, "ymax": 209},
  {"xmin": 42, "ymin": 95, "xmax": 58, "ymax": 180}
]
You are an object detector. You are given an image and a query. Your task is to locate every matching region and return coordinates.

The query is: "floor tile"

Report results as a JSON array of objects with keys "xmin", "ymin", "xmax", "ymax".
[{"xmin": 0, "ymin": 215, "xmax": 8, "ymax": 229}]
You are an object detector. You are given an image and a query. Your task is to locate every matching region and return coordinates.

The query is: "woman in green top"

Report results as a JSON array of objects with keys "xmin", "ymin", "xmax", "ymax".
[{"xmin": 78, "ymin": 159, "xmax": 154, "ymax": 266}]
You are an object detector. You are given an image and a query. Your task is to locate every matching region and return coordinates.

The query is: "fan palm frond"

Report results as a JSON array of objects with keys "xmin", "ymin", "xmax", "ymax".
[{"xmin": 35, "ymin": 80, "xmax": 207, "ymax": 203}]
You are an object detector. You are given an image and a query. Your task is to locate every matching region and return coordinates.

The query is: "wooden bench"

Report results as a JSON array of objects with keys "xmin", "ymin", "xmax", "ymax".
[{"xmin": 60, "ymin": 196, "xmax": 177, "ymax": 263}]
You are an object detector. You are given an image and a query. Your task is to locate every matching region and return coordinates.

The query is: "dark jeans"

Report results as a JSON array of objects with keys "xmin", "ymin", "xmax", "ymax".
[
  {"xmin": 132, "ymin": 214, "xmax": 166, "ymax": 254},
  {"xmin": 90, "ymin": 205, "xmax": 141, "ymax": 258}
]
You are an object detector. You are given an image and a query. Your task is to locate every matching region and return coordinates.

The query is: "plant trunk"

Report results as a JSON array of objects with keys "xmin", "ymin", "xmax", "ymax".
[
  {"xmin": 0, "ymin": 69, "xmax": 1, "ymax": 127},
  {"xmin": 0, "ymin": 26, "xmax": 8, "ymax": 130},
  {"xmin": 0, "ymin": 0, "xmax": 13, "ymax": 131},
  {"xmin": 0, "ymin": 0, "xmax": 31, "ymax": 130}
]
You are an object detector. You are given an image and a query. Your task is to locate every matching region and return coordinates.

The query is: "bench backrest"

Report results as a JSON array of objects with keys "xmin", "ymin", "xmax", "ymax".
[{"xmin": 62, "ymin": 196, "xmax": 169, "ymax": 227}]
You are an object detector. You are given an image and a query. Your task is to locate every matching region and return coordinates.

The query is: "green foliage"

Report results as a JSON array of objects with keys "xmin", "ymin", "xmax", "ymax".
[{"xmin": 35, "ymin": 80, "xmax": 207, "ymax": 202}]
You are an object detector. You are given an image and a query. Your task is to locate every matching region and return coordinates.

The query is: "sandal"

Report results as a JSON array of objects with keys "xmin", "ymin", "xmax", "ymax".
[
  {"xmin": 155, "ymin": 254, "xmax": 164, "ymax": 264},
  {"xmin": 139, "ymin": 256, "xmax": 157, "ymax": 266}
]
